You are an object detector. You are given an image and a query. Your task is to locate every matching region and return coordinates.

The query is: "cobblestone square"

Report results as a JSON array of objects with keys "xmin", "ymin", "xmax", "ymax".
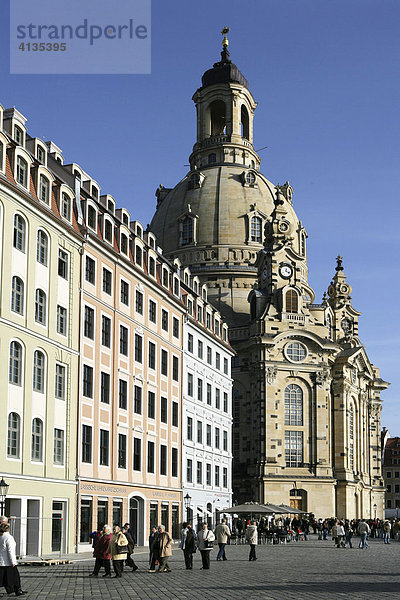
[{"xmin": 12, "ymin": 537, "xmax": 400, "ymax": 600}]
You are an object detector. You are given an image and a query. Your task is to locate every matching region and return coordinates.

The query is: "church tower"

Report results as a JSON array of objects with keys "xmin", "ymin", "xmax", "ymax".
[
  {"xmin": 150, "ymin": 30, "xmax": 278, "ymax": 326},
  {"xmin": 149, "ymin": 32, "xmax": 388, "ymax": 518}
]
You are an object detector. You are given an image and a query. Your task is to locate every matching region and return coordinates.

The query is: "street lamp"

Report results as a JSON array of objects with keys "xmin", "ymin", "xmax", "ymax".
[
  {"xmin": 184, "ymin": 493, "xmax": 192, "ymax": 525},
  {"xmin": 373, "ymin": 503, "xmax": 377, "ymax": 520},
  {"xmin": 0, "ymin": 477, "xmax": 9, "ymax": 515}
]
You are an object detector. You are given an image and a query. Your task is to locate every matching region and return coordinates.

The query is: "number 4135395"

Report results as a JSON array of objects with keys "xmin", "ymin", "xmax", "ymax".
[{"xmin": 18, "ymin": 43, "xmax": 67, "ymax": 51}]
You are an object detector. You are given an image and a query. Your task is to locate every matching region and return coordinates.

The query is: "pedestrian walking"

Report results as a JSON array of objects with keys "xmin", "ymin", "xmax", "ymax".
[
  {"xmin": 197, "ymin": 523, "xmax": 215, "ymax": 570},
  {"xmin": 358, "ymin": 519, "xmax": 370, "ymax": 549},
  {"xmin": 89, "ymin": 524, "xmax": 112, "ymax": 577},
  {"xmin": 110, "ymin": 525, "xmax": 129, "ymax": 577},
  {"xmin": 180, "ymin": 522, "xmax": 197, "ymax": 569},
  {"xmin": 0, "ymin": 523, "xmax": 26, "ymax": 596},
  {"xmin": 383, "ymin": 520, "xmax": 391, "ymax": 544},
  {"xmin": 148, "ymin": 526, "xmax": 158, "ymax": 572},
  {"xmin": 156, "ymin": 525, "xmax": 172, "ymax": 573},
  {"xmin": 344, "ymin": 522, "xmax": 353, "ymax": 548},
  {"xmin": 215, "ymin": 518, "xmax": 231, "ymax": 561},
  {"xmin": 122, "ymin": 524, "xmax": 139, "ymax": 571},
  {"xmin": 245, "ymin": 521, "xmax": 258, "ymax": 561}
]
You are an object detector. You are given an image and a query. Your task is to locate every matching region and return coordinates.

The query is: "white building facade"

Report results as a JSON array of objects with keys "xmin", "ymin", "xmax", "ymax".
[{"xmin": 181, "ymin": 274, "xmax": 234, "ymax": 530}]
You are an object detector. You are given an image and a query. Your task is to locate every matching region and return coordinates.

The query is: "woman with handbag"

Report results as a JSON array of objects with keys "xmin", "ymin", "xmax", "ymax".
[
  {"xmin": 109, "ymin": 525, "xmax": 129, "ymax": 578},
  {"xmin": 180, "ymin": 522, "xmax": 197, "ymax": 570},
  {"xmin": 197, "ymin": 523, "xmax": 215, "ymax": 570}
]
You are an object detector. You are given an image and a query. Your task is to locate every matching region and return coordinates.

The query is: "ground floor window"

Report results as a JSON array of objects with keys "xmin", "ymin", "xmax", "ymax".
[
  {"xmin": 97, "ymin": 500, "xmax": 108, "ymax": 530},
  {"xmin": 150, "ymin": 503, "xmax": 158, "ymax": 531},
  {"xmin": 113, "ymin": 500, "xmax": 122, "ymax": 527},
  {"xmin": 161, "ymin": 504, "xmax": 169, "ymax": 532},
  {"xmin": 80, "ymin": 499, "xmax": 92, "ymax": 543},
  {"xmin": 171, "ymin": 504, "xmax": 180, "ymax": 539}
]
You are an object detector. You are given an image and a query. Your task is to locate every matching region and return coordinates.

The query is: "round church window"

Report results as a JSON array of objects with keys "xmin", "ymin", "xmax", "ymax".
[{"xmin": 285, "ymin": 342, "xmax": 307, "ymax": 362}]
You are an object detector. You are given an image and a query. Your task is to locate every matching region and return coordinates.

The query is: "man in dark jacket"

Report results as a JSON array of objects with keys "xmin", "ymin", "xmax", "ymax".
[{"xmin": 122, "ymin": 524, "xmax": 138, "ymax": 571}]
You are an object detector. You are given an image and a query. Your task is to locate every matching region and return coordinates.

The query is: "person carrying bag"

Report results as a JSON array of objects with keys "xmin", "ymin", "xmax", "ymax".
[{"xmin": 197, "ymin": 523, "xmax": 215, "ymax": 570}]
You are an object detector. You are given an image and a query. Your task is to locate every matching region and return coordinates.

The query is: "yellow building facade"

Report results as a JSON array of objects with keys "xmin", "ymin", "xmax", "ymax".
[{"xmin": 0, "ymin": 105, "xmax": 82, "ymax": 555}]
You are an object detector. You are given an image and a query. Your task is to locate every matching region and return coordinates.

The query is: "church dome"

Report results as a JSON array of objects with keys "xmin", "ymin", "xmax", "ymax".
[{"xmin": 149, "ymin": 38, "xmax": 303, "ymax": 326}]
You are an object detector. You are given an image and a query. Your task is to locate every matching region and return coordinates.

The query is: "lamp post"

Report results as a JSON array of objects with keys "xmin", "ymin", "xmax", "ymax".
[
  {"xmin": 373, "ymin": 503, "xmax": 377, "ymax": 520},
  {"xmin": 184, "ymin": 493, "xmax": 192, "ymax": 525},
  {"xmin": 0, "ymin": 477, "xmax": 9, "ymax": 516}
]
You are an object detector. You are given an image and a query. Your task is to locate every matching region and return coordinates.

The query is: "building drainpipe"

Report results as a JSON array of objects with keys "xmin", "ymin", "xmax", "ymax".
[{"xmin": 75, "ymin": 225, "xmax": 86, "ymax": 553}]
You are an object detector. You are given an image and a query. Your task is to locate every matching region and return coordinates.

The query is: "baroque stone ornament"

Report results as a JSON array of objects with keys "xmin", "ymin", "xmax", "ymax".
[
  {"xmin": 313, "ymin": 369, "xmax": 329, "ymax": 386},
  {"xmin": 266, "ymin": 365, "xmax": 278, "ymax": 384}
]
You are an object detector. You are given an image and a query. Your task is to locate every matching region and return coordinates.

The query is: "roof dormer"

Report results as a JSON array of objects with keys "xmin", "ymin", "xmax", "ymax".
[
  {"xmin": 46, "ymin": 140, "xmax": 63, "ymax": 164},
  {"xmin": 131, "ymin": 221, "xmax": 143, "ymax": 239},
  {"xmin": 27, "ymin": 138, "xmax": 48, "ymax": 166},
  {"xmin": 33, "ymin": 165, "xmax": 55, "ymax": 205},
  {"xmin": 3, "ymin": 108, "xmax": 27, "ymax": 148},
  {"xmin": 116, "ymin": 208, "xmax": 130, "ymax": 227}
]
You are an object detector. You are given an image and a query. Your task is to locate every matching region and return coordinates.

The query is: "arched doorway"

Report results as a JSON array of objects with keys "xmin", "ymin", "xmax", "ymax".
[
  {"xmin": 129, "ymin": 496, "xmax": 145, "ymax": 546},
  {"xmin": 289, "ymin": 488, "xmax": 307, "ymax": 512}
]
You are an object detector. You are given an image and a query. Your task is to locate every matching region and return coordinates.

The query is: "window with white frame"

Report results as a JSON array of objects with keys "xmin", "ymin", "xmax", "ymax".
[
  {"xmin": 7, "ymin": 412, "xmax": 21, "ymax": 458},
  {"xmin": 39, "ymin": 174, "xmax": 50, "ymax": 204},
  {"xmin": 16, "ymin": 156, "xmax": 28, "ymax": 187},
  {"xmin": 31, "ymin": 418, "xmax": 43, "ymax": 461},
  {"xmin": 61, "ymin": 193, "xmax": 71, "ymax": 221},
  {"xmin": 36, "ymin": 230, "xmax": 48, "ymax": 266},
  {"xmin": 55, "ymin": 364, "xmax": 66, "ymax": 400},
  {"xmin": 57, "ymin": 305, "xmax": 67, "ymax": 335},
  {"xmin": 250, "ymin": 216, "xmax": 262, "ymax": 242},
  {"xmin": 11, "ymin": 276, "xmax": 24, "ymax": 314},
  {"xmin": 34, "ymin": 289, "xmax": 46, "ymax": 324},
  {"xmin": 9, "ymin": 341, "xmax": 22, "ymax": 385},
  {"xmin": 33, "ymin": 350, "xmax": 45, "ymax": 392},
  {"xmin": 13, "ymin": 214, "xmax": 26, "ymax": 251},
  {"xmin": 53, "ymin": 429, "xmax": 64, "ymax": 465}
]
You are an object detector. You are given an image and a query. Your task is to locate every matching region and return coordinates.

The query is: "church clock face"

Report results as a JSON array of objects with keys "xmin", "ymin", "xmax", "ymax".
[{"xmin": 279, "ymin": 264, "xmax": 293, "ymax": 279}]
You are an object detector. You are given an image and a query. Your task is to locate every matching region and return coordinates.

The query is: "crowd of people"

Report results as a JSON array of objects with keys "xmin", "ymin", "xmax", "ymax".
[{"xmin": 1, "ymin": 511, "xmax": 400, "ymax": 594}]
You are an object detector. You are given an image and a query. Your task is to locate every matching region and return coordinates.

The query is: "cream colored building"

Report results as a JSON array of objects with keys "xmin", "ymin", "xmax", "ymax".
[
  {"xmin": 150, "ymin": 39, "xmax": 389, "ymax": 518},
  {"xmin": 0, "ymin": 105, "xmax": 82, "ymax": 555}
]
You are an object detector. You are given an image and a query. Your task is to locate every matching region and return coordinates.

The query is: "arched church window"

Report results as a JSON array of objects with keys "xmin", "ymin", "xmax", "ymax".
[
  {"xmin": 349, "ymin": 404, "xmax": 354, "ymax": 471},
  {"xmin": 241, "ymin": 105, "xmax": 249, "ymax": 140},
  {"xmin": 284, "ymin": 384, "xmax": 303, "ymax": 426},
  {"xmin": 208, "ymin": 153, "xmax": 216, "ymax": 165},
  {"xmin": 286, "ymin": 289, "xmax": 298, "ymax": 313},
  {"xmin": 208, "ymin": 100, "xmax": 226, "ymax": 136},
  {"xmin": 182, "ymin": 217, "xmax": 194, "ymax": 246},
  {"xmin": 250, "ymin": 216, "xmax": 262, "ymax": 242}
]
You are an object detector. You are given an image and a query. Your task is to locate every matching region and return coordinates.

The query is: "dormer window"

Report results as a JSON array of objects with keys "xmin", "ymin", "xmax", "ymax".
[
  {"xmin": 136, "ymin": 225, "xmax": 142, "ymax": 238},
  {"xmin": 246, "ymin": 172, "xmax": 256, "ymax": 186},
  {"xmin": 149, "ymin": 256, "xmax": 156, "ymax": 277},
  {"xmin": 92, "ymin": 186, "xmax": 99, "ymax": 200},
  {"xmin": 120, "ymin": 233, "xmax": 128, "ymax": 255},
  {"xmin": 61, "ymin": 192, "xmax": 71, "ymax": 221},
  {"xmin": 162, "ymin": 268, "xmax": 169, "ymax": 287},
  {"xmin": 104, "ymin": 219, "xmax": 113, "ymax": 243},
  {"xmin": 37, "ymin": 145, "xmax": 45, "ymax": 163},
  {"xmin": 39, "ymin": 174, "xmax": 50, "ymax": 204},
  {"xmin": 182, "ymin": 217, "xmax": 194, "ymax": 246},
  {"xmin": 16, "ymin": 156, "xmax": 28, "ymax": 187},
  {"xmin": 14, "ymin": 125, "xmax": 23, "ymax": 145},
  {"xmin": 148, "ymin": 236, "xmax": 155, "ymax": 249},
  {"xmin": 73, "ymin": 170, "xmax": 81, "ymax": 180},
  {"xmin": 87, "ymin": 205, "xmax": 96, "ymax": 230},
  {"xmin": 107, "ymin": 199, "xmax": 114, "ymax": 213},
  {"xmin": 187, "ymin": 172, "xmax": 204, "ymax": 190},
  {"xmin": 173, "ymin": 277, "xmax": 180, "ymax": 296},
  {"xmin": 135, "ymin": 245, "xmax": 142, "ymax": 266},
  {"xmin": 122, "ymin": 213, "xmax": 129, "ymax": 226},
  {"xmin": 250, "ymin": 216, "xmax": 262, "ymax": 243}
]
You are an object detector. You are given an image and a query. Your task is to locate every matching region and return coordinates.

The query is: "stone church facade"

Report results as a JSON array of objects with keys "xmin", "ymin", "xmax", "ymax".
[{"xmin": 150, "ymin": 36, "xmax": 388, "ymax": 518}]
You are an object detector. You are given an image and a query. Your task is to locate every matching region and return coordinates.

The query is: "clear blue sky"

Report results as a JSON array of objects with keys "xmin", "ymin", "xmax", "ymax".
[{"xmin": 1, "ymin": 0, "xmax": 399, "ymax": 431}]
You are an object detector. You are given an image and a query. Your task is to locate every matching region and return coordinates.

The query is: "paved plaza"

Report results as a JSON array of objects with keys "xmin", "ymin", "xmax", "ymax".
[{"xmin": 9, "ymin": 537, "xmax": 400, "ymax": 600}]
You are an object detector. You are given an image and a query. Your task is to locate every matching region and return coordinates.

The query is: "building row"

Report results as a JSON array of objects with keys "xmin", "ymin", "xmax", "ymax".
[{"xmin": 0, "ymin": 104, "xmax": 234, "ymax": 556}]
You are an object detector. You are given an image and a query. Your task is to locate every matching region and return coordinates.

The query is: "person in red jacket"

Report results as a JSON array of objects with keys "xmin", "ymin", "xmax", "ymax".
[{"xmin": 89, "ymin": 525, "xmax": 112, "ymax": 577}]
